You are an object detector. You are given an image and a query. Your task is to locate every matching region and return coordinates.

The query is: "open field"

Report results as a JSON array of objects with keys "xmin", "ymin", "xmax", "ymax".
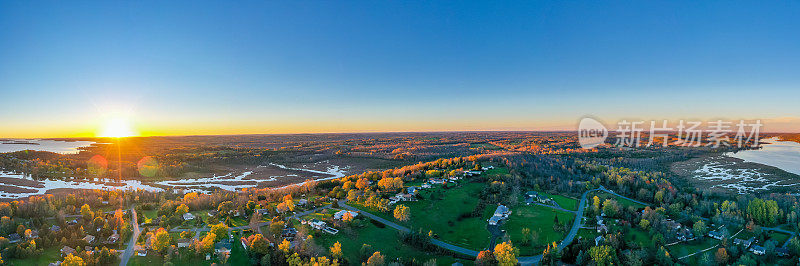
[
  {"xmin": 503, "ymin": 204, "xmax": 574, "ymax": 256},
  {"xmin": 670, "ymin": 237, "xmax": 719, "ymax": 260},
  {"xmin": 7, "ymin": 247, "xmax": 62, "ymax": 266},
  {"xmin": 527, "ymin": 190, "xmax": 579, "ymax": 211},
  {"xmin": 353, "ymin": 181, "xmax": 494, "ymax": 251},
  {"xmin": 313, "ymin": 220, "xmax": 463, "ymax": 265}
]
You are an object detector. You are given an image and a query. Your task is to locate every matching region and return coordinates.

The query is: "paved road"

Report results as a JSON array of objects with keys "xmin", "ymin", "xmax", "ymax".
[
  {"xmin": 119, "ymin": 207, "xmax": 139, "ymax": 266},
  {"xmin": 518, "ymin": 188, "xmax": 599, "ymax": 265},
  {"xmin": 340, "ymin": 186, "xmax": 634, "ymax": 265},
  {"xmin": 761, "ymin": 226, "xmax": 797, "ymax": 248}
]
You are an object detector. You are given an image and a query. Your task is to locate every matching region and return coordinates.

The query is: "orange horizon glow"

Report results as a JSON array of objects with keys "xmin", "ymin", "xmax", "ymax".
[{"xmin": 2, "ymin": 116, "xmax": 799, "ymax": 139}]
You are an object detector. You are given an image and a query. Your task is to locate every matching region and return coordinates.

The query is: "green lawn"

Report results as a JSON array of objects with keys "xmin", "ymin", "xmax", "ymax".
[
  {"xmin": 7, "ymin": 247, "xmax": 61, "ymax": 266},
  {"xmin": 229, "ymin": 217, "xmax": 248, "ymax": 227},
  {"xmin": 526, "ymin": 190, "xmax": 579, "ymax": 211},
  {"xmin": 503, "ymin": 204, "xmax": 575, "ymax": 256},
  {"xmin": 577, "ymin": 228, "xmax": 600, "ymax": 241},
  {"xmin": 669, "ymin": 237, "xmax": 719, "ymax": 259},
  {"xmin": 617, "ymin": 226, "xmax": 652, "ymax": 248},
  {"xmin": 483, "ymin": 167, "xmax": 510, "ymax": 177},
  {"xmin": 353, "ymin": 181, "xmax": 493, "ymax": 251},
  {"xmin": 313, "ymin": 220, "xmax": 461, "ymax": 265},
  {"xmin": 129, "ymin": 253, "xmax": 165, "ymax": 266},
  {"xmin": 141, "ymin": 209, "xmax": 159, "ymax": 224},
  {"xmin": 302, "ymin": 208, "xmax": 337, "ymax": 221},
  {"xmin": 768, "ymin": 231, "xmax": 791, "ymax": 244}
]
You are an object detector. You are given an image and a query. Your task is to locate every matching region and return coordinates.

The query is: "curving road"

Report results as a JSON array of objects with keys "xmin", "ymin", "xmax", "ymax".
[
  {"xmin": 119, "ymin": 207, "xmax": 139, "ymax": 266},
  {"xmin": 340, "ymin": 186, "xmax": 631, "ymax": 265},
  {"xmin": 517, "ymin": 188, "xmax": 599, "ymax": 265}
]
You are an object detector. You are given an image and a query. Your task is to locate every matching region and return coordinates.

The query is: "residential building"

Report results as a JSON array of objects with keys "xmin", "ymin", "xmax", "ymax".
[
  {"xmin": 60, "ymin": 246, "xmax": 76, "ymax": 257},
  {"xmin": 215, "ymin": 238, "xmax": 233, "ymax": 255},
  {"xmin": 334, "ymin": 210, "xmax": 359, "ymax": 220},
  {"xmin": 177, "ymin": 239, "xmax": 192, "ymax": 248}
]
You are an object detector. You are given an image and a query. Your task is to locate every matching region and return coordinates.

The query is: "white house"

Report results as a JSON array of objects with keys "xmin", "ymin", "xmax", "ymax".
[
  {"xmin": 488, "ymin": 204, "xmax": 511, "ymax": 225},
  {"xmin": 334, "ymin": 210, "xmax": 358, "ymax": 220},
  {"xmin": 182, "ymin": 212, "xmax": 196, "ymax": 220}
]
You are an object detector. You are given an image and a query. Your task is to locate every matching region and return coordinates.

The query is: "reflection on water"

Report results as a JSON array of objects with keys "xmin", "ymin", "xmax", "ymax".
[
  {"xmin": 727, "ymin": 137, "xmax": 800, "ymax": 176},
  {"xmin": 0, "ymin": 139, "xmax": 95, "ymax": 154}
]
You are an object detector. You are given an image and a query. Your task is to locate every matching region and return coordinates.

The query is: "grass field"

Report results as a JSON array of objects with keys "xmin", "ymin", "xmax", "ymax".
[
  {"xmin": 669, "ymin": 237, "xmax": 718, "ymax": 259},
  {"xmin": 313, "ymin": 220, "xmax": 462, "ymax": 265},
  {"xmin": 768, "ymin": 231, "xmax": 791, "ymax": 244},
  {"xmin": 526, "ymin": 190, "xmax": 579, "ymax": 211},
  {"xmin": 7, "ymin": 247, "xmax": 61, "ymax": 266},
  {"xmin": 401, "ymin": 182, "xmax": 494, "ymax": 250},
  {"xmin": 353, "ymin": 181, "xmax": 494, "ymax": 251},
  {"xmin": 503, "ymin": 204, "xmax": 575, "ymax": 256}
]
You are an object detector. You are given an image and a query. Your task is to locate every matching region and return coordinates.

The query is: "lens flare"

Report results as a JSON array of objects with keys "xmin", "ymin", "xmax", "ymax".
[
  {"xmin": 137, "ymin": 156, "xmax": 159, "ymax": 177},
  {"xmin": 87, "ymin": 155, "xmax": 108, "ymax": 177}
]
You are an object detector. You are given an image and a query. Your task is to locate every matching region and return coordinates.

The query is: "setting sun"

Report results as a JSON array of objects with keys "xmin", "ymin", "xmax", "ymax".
[{"xmin": 99, "ymin": 118, "xmax": 136, "ymax": 138}]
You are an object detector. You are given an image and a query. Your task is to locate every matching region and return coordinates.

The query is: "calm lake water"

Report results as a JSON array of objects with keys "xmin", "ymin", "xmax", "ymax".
[
  {"xmin": 0, "ymin": 139, "xmax": 95, "ymax": 154},
  {"xmin": 727, "ymin": 137, "xmax": 800, "ymax": 176}
]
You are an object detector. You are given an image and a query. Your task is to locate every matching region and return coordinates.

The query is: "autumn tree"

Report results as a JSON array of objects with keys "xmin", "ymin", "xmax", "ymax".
[
  {"xmin": 80, "ymin": 204, "xmax": 93, "ymax": 221},
  {"xmin": 180, "ymin": 230, "xmax": 194, "ymax": 239},
  {"xmin": 197, "ymin": 232, "xmax": 216, "ymax": 254},
  {"xmin": 176, "ymin": 204, "xmax": 189, "ymax": 216},
  {"xmin": 210, "ymin": 223, "xmax": 229, "ymax": 241},
  {"xmin": 715, "ymin": 247, "xmax": 728, "ymax": 264},
  {"xmin": 150, "ymin": 228, "xmax": 172, "ymax": 255},
  {"xmin": 589, "ymin": 245, "xmax": 615, "ymax": 266},
  {"xmin": 366, "ymin": 251, "xmax": 385, "ymax": 266},
  {"xmin": 356, "ymin": 178, "xmax": 370, "ymax": 190},
  {"xmin": 330, "ymin": 241, "xmax": 343, "ymax": 259},
  {"xmin": 475, "ymin": 250, "xmax": 495, "ymax": 266},
  {"xmin": 247, "ymin": 234, "xmax": 270, "ymax": 255},
  {"xmin": 393, "ymin": 205, "xmax": 410, "ymax": 222},
  {"xmin": 278, "ymin": 239, "xmax": 292, "ymax": 253},
  {"xmin": 62, "ymin": 253, "xmax": 85, "ymax": 266},
  {"xmin": 541, "ymin": 242, "xmax": 560, "ymax": 265},
  {"xmin": 494, "ymin": 241, "xmax": 519, "ymax": 266}
]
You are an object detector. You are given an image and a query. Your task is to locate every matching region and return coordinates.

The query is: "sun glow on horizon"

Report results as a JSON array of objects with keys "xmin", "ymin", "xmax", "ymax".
[{"xmin": 98, "ymin": 117, "xmax": 137, "ymax": 138}]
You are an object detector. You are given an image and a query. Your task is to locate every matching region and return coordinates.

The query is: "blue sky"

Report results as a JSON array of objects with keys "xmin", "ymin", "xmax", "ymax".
[{"xmin": 1, "ymin": 1, "xmax": 799, "ymax": 137}]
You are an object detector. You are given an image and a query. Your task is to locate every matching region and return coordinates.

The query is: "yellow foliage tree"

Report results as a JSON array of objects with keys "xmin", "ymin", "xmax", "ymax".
[
  {"xmin": 62, "ymin": 253, "xmax": 86, "ymax": 266},
  {"xmin": 494, "ymin": 241, "xmax": 519, "ymax": 266},
  {"xmin": 393, "ymin": 205, "xmax": 410, "ymax": 222}
]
